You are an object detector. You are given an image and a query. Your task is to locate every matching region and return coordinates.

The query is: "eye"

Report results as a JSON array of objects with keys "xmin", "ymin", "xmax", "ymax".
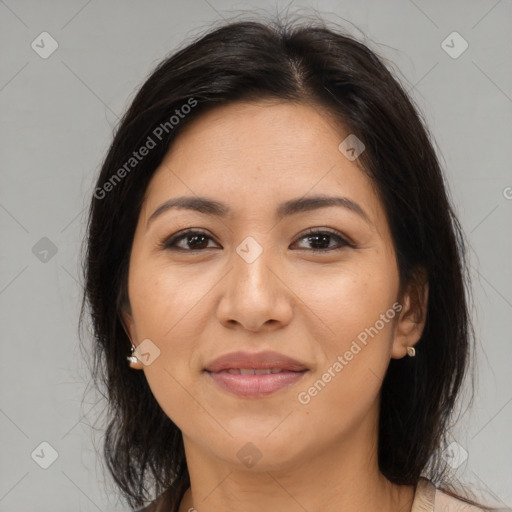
[
  {"xmin": 159, "ymin": 229, "xmax": 220, "ymax": 251},
  {"xmin": 159, "ymin": 228, "xmax": 354, "ymax": 253},
  {"xmin": 291, "ymin": 228, "xmax": 353, "ymax": 252}
]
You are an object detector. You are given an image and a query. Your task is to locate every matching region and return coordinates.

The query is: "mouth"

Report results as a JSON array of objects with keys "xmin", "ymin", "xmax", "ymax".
[
  {"xmin": 203, "ymin": 351, "xmax": 309, "ymax": 398},
  {"xmin": 214, "ymin": 368, "xmax": 300, "ymax": 375},
  {"xmin": 205, "ymin": 368, "xmax": 308, "ymax": 398},
  {"xmin": 204, "ymin": 350, "xmax": 308, "ymax": 372}
]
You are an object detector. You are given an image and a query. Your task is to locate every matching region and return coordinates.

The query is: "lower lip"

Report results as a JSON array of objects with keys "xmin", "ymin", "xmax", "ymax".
[{"xmin": 205, "ymin": 370, "xmax": 308, "ymax": 398}]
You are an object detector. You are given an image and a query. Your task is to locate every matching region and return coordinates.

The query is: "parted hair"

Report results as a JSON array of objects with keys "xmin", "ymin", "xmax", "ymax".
[{"xmin": 80, "ymin": 13, "xmax": 485, "ymax": 512}]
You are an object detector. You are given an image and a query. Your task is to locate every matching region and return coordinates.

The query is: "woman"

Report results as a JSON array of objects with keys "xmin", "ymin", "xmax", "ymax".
[{"xmin": 81, "ymin": 14, "xmax": 494, "ymax": 512}]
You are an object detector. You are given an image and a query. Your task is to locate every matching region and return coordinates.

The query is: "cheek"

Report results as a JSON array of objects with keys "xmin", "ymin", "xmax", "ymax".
[
  {"xmin": 127, "ymin": 261, "xmax": 203, "ymax": 396},
  {"xmin": 127, "ymin": 264, "xmax": 205, "ymax": 429},
  {"xmin": 128, "ymin": 258, "xmax": 206, "ymax": 338},
  {"xmin": 301, "ymin": 255, "xmax": 399, "ymax": 344},
  {"xmin": 297, "ymin": 255, "xmax": 399, "ymax": 405},
  {"xmin": 289, "ymin": 299, "xmax": 398, "ymax": 453}
]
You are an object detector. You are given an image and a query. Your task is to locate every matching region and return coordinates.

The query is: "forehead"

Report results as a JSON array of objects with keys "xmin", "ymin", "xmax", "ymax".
[{"xmin": 142, "ymin": 100, "xmax": 383, "ymax": 225}]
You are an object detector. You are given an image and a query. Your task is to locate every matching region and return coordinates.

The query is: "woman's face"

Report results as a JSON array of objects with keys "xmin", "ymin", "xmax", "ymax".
[{"xmin": 123, "ymin": 100, "xmax": 424, "ymax": 471}]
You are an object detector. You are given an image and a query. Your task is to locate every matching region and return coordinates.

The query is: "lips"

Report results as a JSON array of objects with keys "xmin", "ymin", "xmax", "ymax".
[
  {"xmin": 204, "ymin": 350, "xmax": 309, "ymax": 373},
  {"xmin": 204, "ymin": 351, "xmax": 309, "ymax": 398},
  {"xmin": 222, "ymin": 368, "xmax": 287, "ymax": 374}
]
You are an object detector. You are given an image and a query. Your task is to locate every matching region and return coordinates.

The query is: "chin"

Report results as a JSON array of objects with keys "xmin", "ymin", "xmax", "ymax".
[{"xmin": 209, "ymin": 431, "xmax": 307, "ymax": 471}]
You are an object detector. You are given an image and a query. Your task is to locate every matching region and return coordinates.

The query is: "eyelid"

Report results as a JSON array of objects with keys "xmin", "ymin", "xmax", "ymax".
[
  {"xmin": 159, "ymin": 226, "xmax": 355, "ymax": 252},
  {"xmin": 158, "ymin": 228, "xmax": 218, "ymax": 251},
  {"xmin": 294, "ymin": 227, "xmax": 355, "ymax": 247}
]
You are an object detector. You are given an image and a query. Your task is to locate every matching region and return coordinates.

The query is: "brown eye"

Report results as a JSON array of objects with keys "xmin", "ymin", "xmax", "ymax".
[
  {"xmin": 160, "ymin": 228, "xmax": 353, "ymax": 253},
  {"xmin": 291, "ymin": 229, "xmax": 353, "ymax": 252},
  {"xmin": 161, "ymin": 230, "xmax": 219, "ymax": 251}
]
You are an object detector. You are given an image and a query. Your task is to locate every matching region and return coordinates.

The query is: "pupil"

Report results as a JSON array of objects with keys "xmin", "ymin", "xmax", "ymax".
[
  {"xmin": 185, "ymin": 233, "xmax": 333, "ymax": 250},
  {"xmin": 189, "ymin": 234, "xmax": 208, "ymax": 249},
  {"xmin": 309, "ymin": 234, "xmax": 330, "ymax": 249}
]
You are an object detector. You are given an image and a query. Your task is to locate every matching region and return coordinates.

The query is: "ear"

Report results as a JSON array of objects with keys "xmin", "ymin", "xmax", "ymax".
[
  {"xmin": 391, "ymin": 267, "xmax": 429, "ymax": 359},
  {"xmin": 120, "ymin": 302, "xmax": 143, "ymax": 370}
]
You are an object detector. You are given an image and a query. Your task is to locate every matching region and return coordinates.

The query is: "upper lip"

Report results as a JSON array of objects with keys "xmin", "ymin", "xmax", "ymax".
[{"xmin": 204, "ymin": 350, "xmax": 309, "ymax": 372}]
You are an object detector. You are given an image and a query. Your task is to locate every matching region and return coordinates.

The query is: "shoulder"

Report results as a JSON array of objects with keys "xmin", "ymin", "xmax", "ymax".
[
  {"xmin": 412, "ymin": 477, "xmax": 436, "ymax": 512},
  {"xmin": 412, "ymin": 477, "xmax": 488, "ymax": 512},
  {"xmin": 434, "ymin": 487, "xmax": 486, "ymax": 512}
]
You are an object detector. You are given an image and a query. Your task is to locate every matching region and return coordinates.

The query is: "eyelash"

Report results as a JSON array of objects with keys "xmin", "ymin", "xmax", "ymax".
[{"xmin": 158, "ymin": 228, "xmax": 354, "ymax": 253}]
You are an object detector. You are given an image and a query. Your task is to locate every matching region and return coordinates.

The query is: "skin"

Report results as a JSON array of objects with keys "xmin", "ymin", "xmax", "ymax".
[{"xmin": 122, "ymin": 100, "xmax": 429, "ymax": 512}]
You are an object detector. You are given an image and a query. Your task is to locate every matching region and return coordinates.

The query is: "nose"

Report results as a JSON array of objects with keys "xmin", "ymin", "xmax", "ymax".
[{"xmin": 216, "ymin": 241, "xmax": 293, "ymax": 333}]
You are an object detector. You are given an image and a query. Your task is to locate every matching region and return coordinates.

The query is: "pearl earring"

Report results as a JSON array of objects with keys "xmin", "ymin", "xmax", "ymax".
[
  {"xmin": 126, "ymin": 344, "xmax": 139, "ymax": 365},
  {"xmin": 406, "ymin": 346, "xmax": 416, "ymax": 357}
]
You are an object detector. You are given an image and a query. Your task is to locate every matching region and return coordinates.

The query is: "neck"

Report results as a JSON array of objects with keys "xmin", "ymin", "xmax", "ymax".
[{"xmin": 177, "ymin": 411, "xmax": 415, "ymax": 512}]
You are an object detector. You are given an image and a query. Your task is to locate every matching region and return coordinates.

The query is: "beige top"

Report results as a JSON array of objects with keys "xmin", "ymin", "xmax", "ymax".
[
  {"xmin": 412, "ymin": 477, "xmax": 486, "ymax": 512},
  {"xmin": 139, "ymin": 476, "xmax": 490, "ymax": 511}
]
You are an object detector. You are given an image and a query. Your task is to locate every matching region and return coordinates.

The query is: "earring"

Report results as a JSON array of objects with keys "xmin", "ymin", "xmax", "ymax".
[
  {"xmin": 406, "ymin": 346, "xmax": 416, "ymax": 357},
  {"xmin": 126, "ymin": 344, "xmax": 139, "ymax": 365}
]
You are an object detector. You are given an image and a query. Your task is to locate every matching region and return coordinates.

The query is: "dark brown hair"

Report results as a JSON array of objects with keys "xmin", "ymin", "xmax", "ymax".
[{"xmin": 80, "ymin": 13, "xmax": 488, "ymax": 512}]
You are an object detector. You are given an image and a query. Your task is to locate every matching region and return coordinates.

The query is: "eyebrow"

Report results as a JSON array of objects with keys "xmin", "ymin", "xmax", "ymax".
[{"xmin": 146, "ymin": 194, "xmax": 371, "ymax": 229}]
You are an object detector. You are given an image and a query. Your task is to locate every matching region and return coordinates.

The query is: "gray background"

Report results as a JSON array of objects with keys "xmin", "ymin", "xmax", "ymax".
[{"xmin": 1, "ymin": 0, "xmax": 511, "ymax": 510}]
